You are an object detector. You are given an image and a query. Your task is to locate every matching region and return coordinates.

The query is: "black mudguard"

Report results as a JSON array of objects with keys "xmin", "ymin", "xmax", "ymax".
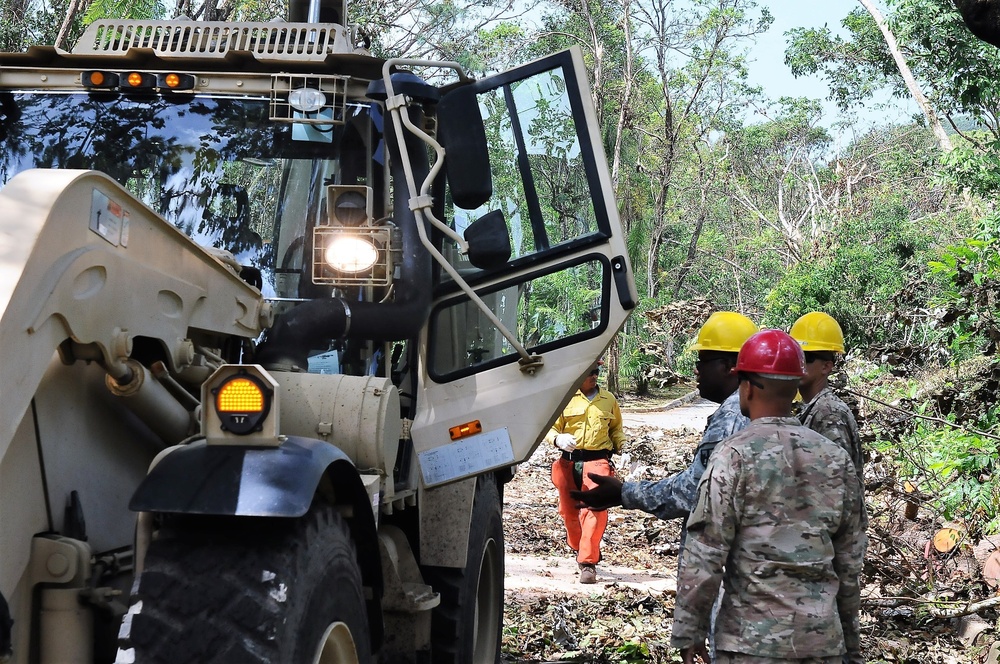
[{"xmin": 129, "ymin": 436, "xmax": 361, "ymax": 517}]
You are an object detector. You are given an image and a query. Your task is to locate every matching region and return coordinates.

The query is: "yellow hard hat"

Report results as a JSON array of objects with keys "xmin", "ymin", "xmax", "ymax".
[
  {"xmin": 789, "ymin": 311, "xmax": 845, "ymax": 353},
  {"xmin": 690, "ymin": 312, "xmax": 759, "ymax": 353}
]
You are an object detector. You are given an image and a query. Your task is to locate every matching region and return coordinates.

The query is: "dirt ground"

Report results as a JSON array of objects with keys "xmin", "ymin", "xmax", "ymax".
[{"xmin": 499, "ymin": 395, "xmax": 995, "ymax": 663}]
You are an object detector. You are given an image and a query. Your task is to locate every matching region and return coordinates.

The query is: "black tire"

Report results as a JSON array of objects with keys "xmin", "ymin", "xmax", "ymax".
[
  {"xmin": 423, "ymin": 475, "xmax": 505, "ymax": 664},
  {"xmin": 117, "ymin": 503, "xmax": 371, "ymax": 664}
]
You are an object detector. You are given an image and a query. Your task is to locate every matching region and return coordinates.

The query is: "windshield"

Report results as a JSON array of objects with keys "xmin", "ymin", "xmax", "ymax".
[{"xmin": 0, "ymin": 91, "xmax": 380, "ymax": 300}]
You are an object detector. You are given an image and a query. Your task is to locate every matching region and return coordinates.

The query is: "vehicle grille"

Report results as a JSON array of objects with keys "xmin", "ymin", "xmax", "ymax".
[{"xmin": 73, "ymin": 20, "xmax": 351, "ymax": 60}]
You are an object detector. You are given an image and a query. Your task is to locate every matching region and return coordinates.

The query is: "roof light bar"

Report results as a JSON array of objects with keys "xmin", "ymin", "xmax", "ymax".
[{"xmin": 80, "ymin": 70, "xmax": 196, "ymax": 91}]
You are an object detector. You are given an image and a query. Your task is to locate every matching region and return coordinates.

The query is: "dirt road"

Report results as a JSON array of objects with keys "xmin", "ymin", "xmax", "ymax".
[{"xmin": 621, "ymin": 395, "xmax": 715, "ymax": 431}]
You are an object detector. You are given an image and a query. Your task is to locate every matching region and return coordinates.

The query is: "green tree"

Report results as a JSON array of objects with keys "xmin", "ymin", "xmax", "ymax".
[
  {"xmin": 724, "ymin": 97, "xmax": 832, "ymax": 263},
  {"xmin": 784, "ymin": 0, "xmax": 1000, "ymax": 141}
]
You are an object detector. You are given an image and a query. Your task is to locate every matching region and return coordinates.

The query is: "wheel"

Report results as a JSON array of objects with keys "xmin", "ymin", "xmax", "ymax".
[
  {"xmin": 423, "ymin": 474, "xmax": 505, "ymax": 664},
  {"xmin": 117, "ymin": 502, "xmax": 371, "ymax": 664}
]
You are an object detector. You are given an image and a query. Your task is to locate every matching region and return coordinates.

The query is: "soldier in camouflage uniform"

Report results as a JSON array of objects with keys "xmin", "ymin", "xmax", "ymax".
[
  {"xmin": 672, "ymin": 329, "xmax": 866, "ymax": 664},
  {"xmin": 790, "ymin": 312, "xmax": 863, "ymax": 483},
  {"xmin": 570, "ymin": 312, "xmax": 758, "ymax": 546}
]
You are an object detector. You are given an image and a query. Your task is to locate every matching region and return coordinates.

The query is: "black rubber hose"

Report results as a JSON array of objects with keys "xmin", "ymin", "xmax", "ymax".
[{"xmin": 255, "ymin": 103, "xmax": 433, "ymax": 370}]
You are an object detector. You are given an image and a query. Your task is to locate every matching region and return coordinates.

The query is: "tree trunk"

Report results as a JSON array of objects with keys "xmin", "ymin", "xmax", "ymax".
[
  {"xmin": 54, "ymin": 0, "xmax": 90, "ymax": 50},
  {"xmin": 606, "ymin": 334, "xmax": 621, "ymax": 395},
  {"xmin": 610, "ymin": 0, "xmax": 635, "ymax": 197},
  {"xmin": 858, "ymin": 0, "xmax": 953, "ymax": 152},
  {"xmin": 603, "ymin": 0, "xmax": 635, "ymax": 396},
  {"xmin": 670, "ymin": 146, "xmax": 715, "ymax": 299}
]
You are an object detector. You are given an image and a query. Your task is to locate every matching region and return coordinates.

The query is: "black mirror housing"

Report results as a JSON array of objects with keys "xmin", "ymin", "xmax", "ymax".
[
  {"xmin": 464, "ymin": 210, "xmax": 511, "ymax": 269},
  {"xmin": 437, "ymin": 85, "xmax": 492, "ymax": 210}
]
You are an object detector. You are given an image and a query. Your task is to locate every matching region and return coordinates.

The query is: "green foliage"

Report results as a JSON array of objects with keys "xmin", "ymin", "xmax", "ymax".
[
  {"xmin": 83, "ymin": 0, "xmax": 166, "ymax": 23},
  {"xmin": 763, "ymin": 203, "xmax": 935, "ymax": 345},
  {"xmin": 0, "ymin": 0, "xmax": 76, "ymax": 51},
  {"xmin": 784, "ymin": 0, "xmax": 1000, "ymax": 134},
  {"xmin": 928, "ymin": 215, "xmax": 1000, "ymax": 356},
  {"xmin": 940, "ymin": 135, "xmax": 1000, "ymax": 197},
  {"xmin": 785, "ymin": 9, "xmax": 900, "ymax": 112},
  {"xmin": 617, "ymin": 332, "xmax": 653, "ymax": 395},
  {"xmin": 456, "ymin": 23, "xmax": 527, "ymax": 75},
  {"xmin": 874, "ymin": 412, "xmax": 1000, "ymax": 534},
  {"xmin": 614, "ymin": 640, "xmax": 651, "ymax": 662},
  {"xmin": 886, "ymin": 0, "xmax": 1000, "ymax": 126}
]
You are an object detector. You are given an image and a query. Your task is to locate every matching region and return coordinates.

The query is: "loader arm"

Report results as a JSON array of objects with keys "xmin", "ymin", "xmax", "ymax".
[{"xmin": 0, "ymin": 169, "xmax": 270, "ymax": 464}]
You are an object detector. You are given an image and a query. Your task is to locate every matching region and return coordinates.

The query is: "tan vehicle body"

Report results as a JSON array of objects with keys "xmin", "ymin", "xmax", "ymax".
[{"xmin": 0, "ymin": 5, "xmax": 636, "ymax": 662}]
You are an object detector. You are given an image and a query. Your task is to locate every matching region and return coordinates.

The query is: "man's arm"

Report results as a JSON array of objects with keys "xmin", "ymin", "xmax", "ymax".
[
  {"xmin": 543, "ymin": 413, "xmax": 567, "ymax": 446},
  {"xmin": 575, "ymin": 397, "xmax": 729, "ymax": 515},
  {"xmin": 832, "ymin": 466, "xmax": 867, "ymax": 664},
  {"xmin": 620, "ymin": 449, "xmax": 709, "ymax": 520},
  {"xmin": 572, "ymin": 445, "xmax": 711, "ymax": 515}
]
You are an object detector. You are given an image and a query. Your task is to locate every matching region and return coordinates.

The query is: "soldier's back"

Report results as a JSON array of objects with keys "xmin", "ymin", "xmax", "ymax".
[{"xmin": 706, "ymin": 416, "xmax": 863, "ymax": 658}]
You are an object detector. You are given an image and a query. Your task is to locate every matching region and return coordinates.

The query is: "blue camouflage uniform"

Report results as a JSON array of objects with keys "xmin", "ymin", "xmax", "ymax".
[
  {"xmin": 620, "ymin": 389, "xmax": 751, "ymax": 661},
  {"xmin": 620, "ymin": 390, "xmax": 749, "ymax": 541}
]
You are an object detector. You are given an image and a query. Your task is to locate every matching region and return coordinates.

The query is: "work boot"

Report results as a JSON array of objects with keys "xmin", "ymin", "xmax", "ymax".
[{"xmin": 578, "ymin": 563, "xmax": 597, "ymax": 584}]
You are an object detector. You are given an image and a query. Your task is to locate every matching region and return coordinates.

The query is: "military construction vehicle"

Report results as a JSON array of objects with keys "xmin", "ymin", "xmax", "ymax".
[{"xmin": 0, "ymin": 0, "xmax": 637, "ymax": 660}]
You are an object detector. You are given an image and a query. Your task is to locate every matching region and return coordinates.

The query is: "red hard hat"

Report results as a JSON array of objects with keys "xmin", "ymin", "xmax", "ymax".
[{"xmin": 735, "ymin": 329, "xmax": 806, "ymax": 378}]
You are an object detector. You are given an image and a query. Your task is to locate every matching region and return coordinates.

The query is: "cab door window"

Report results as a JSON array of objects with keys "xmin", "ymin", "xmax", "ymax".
[{"xmin": 441, "ymin": 52, "xmax": 612, "ymax": 276}]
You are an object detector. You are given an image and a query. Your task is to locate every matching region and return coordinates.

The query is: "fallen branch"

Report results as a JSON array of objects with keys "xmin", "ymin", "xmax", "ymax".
[
  {"xmin": 847, "ymin": 389, "xmax": 1000, "ymax": 443},
  {"xmin": 864, "ymin": 593, "xmax": 1000, "ymax": 618}
]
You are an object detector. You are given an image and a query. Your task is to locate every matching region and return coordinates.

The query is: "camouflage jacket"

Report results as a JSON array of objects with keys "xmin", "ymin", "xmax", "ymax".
[
  {"xmin": 620, "ymin": 390, "xmax": 749, "ymax": 520},
  {"xmin": 671, "ymin": 417, "xmax": 867, "ymax": 660},
  {"xmin": 800, "ymin": 387, "xmax": 863, "ymax": 484}
]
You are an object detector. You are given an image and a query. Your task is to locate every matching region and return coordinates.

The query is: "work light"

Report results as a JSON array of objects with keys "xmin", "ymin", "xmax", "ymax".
[{"xmin": 312, "ymin": 185, "xmax": 395, "ymax": 287}]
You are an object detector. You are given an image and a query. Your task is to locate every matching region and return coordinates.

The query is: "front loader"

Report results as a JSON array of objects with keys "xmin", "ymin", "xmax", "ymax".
[{"xmin": 0, "ymin": 1, "xmax": 637, "ymax": 661}]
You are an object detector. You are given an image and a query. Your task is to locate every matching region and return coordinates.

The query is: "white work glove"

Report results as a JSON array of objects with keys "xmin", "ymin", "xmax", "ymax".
[{"xmin": 554, "ymin": 433, "xmax": 577, "ymax": 453}]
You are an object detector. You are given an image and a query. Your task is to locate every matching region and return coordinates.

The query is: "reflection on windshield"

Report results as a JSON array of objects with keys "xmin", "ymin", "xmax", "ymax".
[{"xmin": 0, "ymin": 92, "xmax": 378, "ymax": 299}]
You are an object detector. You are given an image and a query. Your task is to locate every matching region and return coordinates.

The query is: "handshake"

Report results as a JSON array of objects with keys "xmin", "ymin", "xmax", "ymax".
[{"xmin": 554, "ymin": 433, "xmax": 577, "ymax": 453}]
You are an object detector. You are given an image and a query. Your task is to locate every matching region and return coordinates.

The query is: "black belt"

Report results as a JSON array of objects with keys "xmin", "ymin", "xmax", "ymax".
[{"xmin": 561, "ymin": 449, "xmax": 612, "ymax": 462}]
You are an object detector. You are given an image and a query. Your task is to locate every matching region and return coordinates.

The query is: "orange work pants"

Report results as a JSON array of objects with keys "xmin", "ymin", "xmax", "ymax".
[{"xmin": 550, "ymin": 457, "xmax": 613, "ymax": 565}]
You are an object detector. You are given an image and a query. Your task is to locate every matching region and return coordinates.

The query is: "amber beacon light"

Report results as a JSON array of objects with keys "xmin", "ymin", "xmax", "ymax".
[
  {"xmin": 81, "ymin": 70, "xmax": 196, "ymax": 91},
  {"xmin": 81, "ymin": 70, "xmax": 119, "ymax": 88},
  {"xmin": 213, "ymin": 372, "xmax": 273, "ymax": 434}
]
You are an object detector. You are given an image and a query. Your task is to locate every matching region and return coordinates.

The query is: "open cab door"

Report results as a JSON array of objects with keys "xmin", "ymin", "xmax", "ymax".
[{"xmin": 410, "ymin": 47, "xmax": 637, "ymax": 487}]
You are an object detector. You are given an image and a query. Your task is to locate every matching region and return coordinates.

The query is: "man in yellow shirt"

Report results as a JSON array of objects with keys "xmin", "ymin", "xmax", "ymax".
[{"xmin": 545, "ymin": 360, "xmax": 626, "ymax": 584}]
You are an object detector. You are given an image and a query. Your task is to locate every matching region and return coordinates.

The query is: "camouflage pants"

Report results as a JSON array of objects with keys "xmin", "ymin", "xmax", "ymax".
[{"xmin": 716, "ymin": 654, "xmax": 841, "ymax": 664}]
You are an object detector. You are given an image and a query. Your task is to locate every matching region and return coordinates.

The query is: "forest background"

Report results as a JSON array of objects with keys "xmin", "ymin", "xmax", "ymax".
[{"xmin": 6, "ymin": 0, "xmax": 1000, "ymax": 652}]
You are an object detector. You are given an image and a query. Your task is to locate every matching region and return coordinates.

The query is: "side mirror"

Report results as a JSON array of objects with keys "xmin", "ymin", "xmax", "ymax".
[
  {"xmin": 437, "ymin": 85, "xmax": 492, "ymax": 210},
  {"xmin": 464, "ymin": 210, "xmax": 511, "ymax": 269}
]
